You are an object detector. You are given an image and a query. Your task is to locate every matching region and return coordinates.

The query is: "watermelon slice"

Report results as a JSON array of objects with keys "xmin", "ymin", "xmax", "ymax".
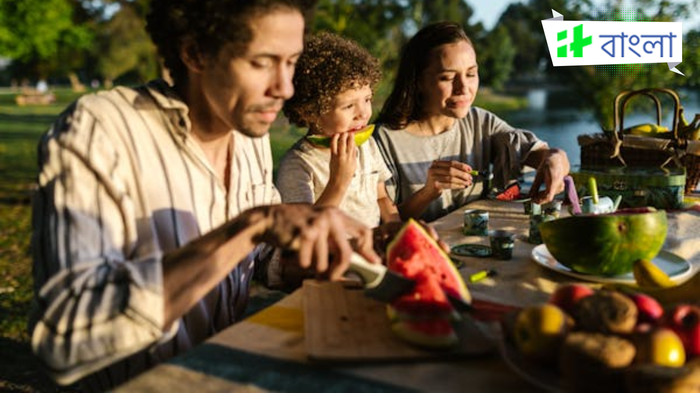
[
  {"xmin": 387, "ymin": 220, "xmax": 471, "ymax": 305},
  {"xmin": 390, "ymin": 272, "xmax": 454, "ymax": 318},
  {"xmin": 385, "ymin": 219, "xmax": 471, "ymax": 349},
  {"xmin": 390, "ymin": 318, "xmax": 459, "ymax": 349},
  {"xmin": 306, "ymin": 124, "xmax": 375, "ymax": 147}
]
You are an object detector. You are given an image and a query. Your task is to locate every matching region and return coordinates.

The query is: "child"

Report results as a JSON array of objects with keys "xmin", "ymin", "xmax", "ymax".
[{"xmin": 277, "ymin": 32, "xmax": 399, "ymax": 227}]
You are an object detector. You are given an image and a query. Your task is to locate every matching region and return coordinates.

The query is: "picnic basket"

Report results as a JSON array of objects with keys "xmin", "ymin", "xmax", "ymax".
[{"xmin": 578, "ymin": 88, "xmax": 700, "ymax": 194}]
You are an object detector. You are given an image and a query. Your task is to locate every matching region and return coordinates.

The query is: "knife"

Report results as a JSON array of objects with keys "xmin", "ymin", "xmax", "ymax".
[
  {"xmin": 446, "ymin": 290, "xmax": 473, "ymax": 313},
  {"xmin": 347, "ymin": 252, "xmax": 415, "ymax": 303},
  {"xmin": 348, "ymin": 253, "xmax": 473, "ymax": 313}
]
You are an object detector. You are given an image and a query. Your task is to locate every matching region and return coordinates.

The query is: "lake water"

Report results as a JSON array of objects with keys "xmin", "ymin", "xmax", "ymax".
[{"xmin": 499, "ymin": 88, "xmax": 700, "ymax": 167}]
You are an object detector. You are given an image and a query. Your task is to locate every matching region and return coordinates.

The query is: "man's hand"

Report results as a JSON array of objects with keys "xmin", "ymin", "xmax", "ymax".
[
  {"xmin": 258, "ymin": 204, "xmax": 378, "ymax": 280},
  {"xmin": 528, "ymin": 148, "xmax": 570, "ymax": 204}
]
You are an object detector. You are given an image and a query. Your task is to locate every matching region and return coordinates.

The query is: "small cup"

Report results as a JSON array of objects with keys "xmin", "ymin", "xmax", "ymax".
[
  {"xmin": 463, "ymin": 209, "xmax": 489, "ymax": 236},
  {"xmin": 528, "ymin": 214, "xmax": 555, "ymax": 244},
  {"xmin": 542, "ymin": 200, "xmax": 562, "ymax": 218},
  {"xmin": 581, "ymin": 196, "xmax": 614, "ymax": 215},
  {"xmin": 489, "ymin": 230, "xmax": 516, "ymax": 260},
  {"xmin": 524, "ymin": 200, "xmax": 541, "ymax": 216}
]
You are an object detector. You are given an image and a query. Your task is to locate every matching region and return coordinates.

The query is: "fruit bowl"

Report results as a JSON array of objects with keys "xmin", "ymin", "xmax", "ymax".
[{"xmin": 539, "ymin": 208, "xmax": 668, "ymax": 276}]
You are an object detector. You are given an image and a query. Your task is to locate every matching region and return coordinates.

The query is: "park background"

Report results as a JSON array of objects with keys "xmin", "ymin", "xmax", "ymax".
[{"xmin": 1, "ymin": 0, "xmax": 699, "ymax": 391}]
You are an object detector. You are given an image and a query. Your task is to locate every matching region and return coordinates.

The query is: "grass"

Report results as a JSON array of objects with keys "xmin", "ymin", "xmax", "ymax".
[{"xmin": 0, "ymin": 85, "xmax": 527, "ymax": 391}]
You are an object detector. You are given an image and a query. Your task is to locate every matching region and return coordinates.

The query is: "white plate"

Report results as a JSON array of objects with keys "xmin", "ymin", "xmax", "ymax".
[{"xmin": 531, "ymin": 244, "xmax": 693, "ymax": 284}]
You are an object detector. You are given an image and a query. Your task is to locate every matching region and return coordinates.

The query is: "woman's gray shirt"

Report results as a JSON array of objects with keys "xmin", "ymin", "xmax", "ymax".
[{"xmin": 375, "ymin": 106, "xmax": 548, "ymax": 222}]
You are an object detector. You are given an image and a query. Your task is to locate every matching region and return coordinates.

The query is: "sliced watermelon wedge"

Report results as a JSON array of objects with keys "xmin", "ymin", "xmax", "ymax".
[
  {"xmin": 306, "ymin": 124, "xmax": 375, "ymax": 147},
  {"xmin": 390, "ymin": 317, "xmax": 459, "ymax": 349},
  {"xmin": 387, "ymin": 220, "xmax": 471, "ymax": 305},
  {"xmin": 385, "ymin": 219, "xmax": 471, "ymax": 349}
]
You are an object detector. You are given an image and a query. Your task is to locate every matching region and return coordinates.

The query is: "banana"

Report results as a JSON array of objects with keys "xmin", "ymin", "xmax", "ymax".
[
  {"xmin": 605, "ymin": 270, "xmax": 700, "ymax": 306},
  {"xmin": 633, "ymin": 259, "xmax": 676, "ymax": 288},
  {"xmin": 624, "ymin": 123, "xmax": 672, "ymax": 138}
]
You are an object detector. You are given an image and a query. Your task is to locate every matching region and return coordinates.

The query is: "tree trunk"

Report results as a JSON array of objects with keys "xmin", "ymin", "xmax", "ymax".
[{"xmin": 68, "ymin": 72, "xmax": 86, "ymax": 93}]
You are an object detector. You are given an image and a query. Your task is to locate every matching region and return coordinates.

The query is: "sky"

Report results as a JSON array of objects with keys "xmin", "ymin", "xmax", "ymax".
[{"xmin": 469, "ymin": 0, "xmax": 700, "ymax": 33}]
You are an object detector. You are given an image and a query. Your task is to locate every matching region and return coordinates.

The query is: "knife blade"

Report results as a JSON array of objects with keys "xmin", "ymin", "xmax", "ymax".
[
  {"xmin": 446, "ymin": 291, "xmax": 473, "ymax": 313},
  {"xmin": 347, "ymin": 252, "xmax": 415, "ymax": 303}
]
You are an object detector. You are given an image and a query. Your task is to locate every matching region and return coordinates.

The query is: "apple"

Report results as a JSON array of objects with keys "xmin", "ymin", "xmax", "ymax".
[
  {"xmin": 634, "ymin": 327, "xmax": 686, "ymax": 367},
  {"xmin": 665, "ymin": 304, "xmax": 700, "ymax": 358},
  {"xmin": 513, "ymin": 304, "xmax": 570, "ymax": 362},
  {"xmin": 548, "ymin": 284, "xmax": 595, "ymax": 316},
  {"xmin": 628, "ymin": 293, "xmax": 664, "ymax": 325}
]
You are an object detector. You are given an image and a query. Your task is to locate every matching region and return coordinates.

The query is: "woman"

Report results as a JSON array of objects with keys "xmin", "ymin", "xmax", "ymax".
[{"xmin": 375, "ymin": 21, "xmax": 570, "ymax": 222}]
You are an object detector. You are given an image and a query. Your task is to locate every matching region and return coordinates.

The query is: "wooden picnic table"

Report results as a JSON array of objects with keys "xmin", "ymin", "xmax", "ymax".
[{"xmin": 115, "ymin": 199, "xmax": 700, "ymax": 392}]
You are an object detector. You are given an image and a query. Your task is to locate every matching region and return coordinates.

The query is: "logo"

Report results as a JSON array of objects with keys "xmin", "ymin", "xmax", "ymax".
[
  {"xmin": 556, "ymin": 24, "xmax": 593, "ymax": 58},
  {"xmin": 541, "ymin": 10, "xmax": 684, "ymax": 75}
]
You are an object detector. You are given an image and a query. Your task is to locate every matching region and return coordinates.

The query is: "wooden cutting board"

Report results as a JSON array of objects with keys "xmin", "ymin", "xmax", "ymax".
[{"xmin": 303, "ymin": 280, "xmax": 495, "ymax": 362}]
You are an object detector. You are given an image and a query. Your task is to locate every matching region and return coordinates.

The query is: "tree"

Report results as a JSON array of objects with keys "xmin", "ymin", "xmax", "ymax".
[
  {"xmin": 95, "ymin": 5, "xmax": 157, "ymax": 87},
  {"xmin": 478, "ymin": 25, "xmax": 516, "ymax": 89},
  {"xmin": 420, "ymin": 0, "xmax": 475, "ymax": 26},
  {"xmin": 497, "ymin": 3, "xmax": 543, "ymax": 76},
  {"xmin": 683, "ymin": 29, "xmax": 700, "ymax": 87},
  {"xmin": 0, "ymin": 0, "xmax": 93, "ymax": 81},
  {"xmin": 557, "ymin": 0, "xmax": 697, "ymax": 127},
  {"xmin": 313, "ymin": 0, "xmax": 410, "ymax": 87}
]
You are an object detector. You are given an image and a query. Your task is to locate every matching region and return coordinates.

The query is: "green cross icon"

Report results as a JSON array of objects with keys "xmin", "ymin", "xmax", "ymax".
[
  {"xmin": 556, "ymin": 24, "xmax": 592, "ymax": 58},
  {"xmin": 570, "ymin": 24, "xmax": 592, "ymax": 57}
]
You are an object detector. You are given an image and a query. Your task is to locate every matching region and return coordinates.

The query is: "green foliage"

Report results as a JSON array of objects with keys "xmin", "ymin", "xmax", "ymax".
[
  {"xmin": 419, "ymin": 0, "xmax": 475, "ymax": 26},
  {"xmin": 0, "ymin": 0, "xmax": 93, "ymax": 78},
  {"xmin": 684, "ymin": 30, "xmax": 700, "ymax": 86},
  {"xmin": 96, "ymin": 5, "xmax": 158, "ymax": 84},
  {"xmin": 313, "ymin": 0, "xmax": 409, "ymax": 81},
  {"xmin": 478, "ymin": 25, "xmax": 516, "ymax": 90},
  {"xmin": 557, "ymin": 0, "xmax": 696, "ymax": 128},
  {"xmin": 498, "ymin": 3, "xmax": 545, "ymax": 75}
]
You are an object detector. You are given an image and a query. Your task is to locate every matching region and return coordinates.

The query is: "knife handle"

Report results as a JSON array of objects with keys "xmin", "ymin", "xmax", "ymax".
[{"xmin": 348, "ymin": 252, "xmax": 385, "ymax": 288}]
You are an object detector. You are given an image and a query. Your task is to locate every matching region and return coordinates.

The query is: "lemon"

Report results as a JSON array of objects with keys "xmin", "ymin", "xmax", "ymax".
[{"xmin": 633, "ymin": 259, "xmax": 676, "ymax": 289}]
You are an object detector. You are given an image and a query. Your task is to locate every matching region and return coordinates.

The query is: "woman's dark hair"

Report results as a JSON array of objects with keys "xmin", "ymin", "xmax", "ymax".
[
  {"xmin": 283, "ymin": 32, "xmax": 381, "ymax": 128},
  {"xmin": 146, "ymin": 0, "xmax": 317, "ymax": 87},
  {"xmin": 376, "ymin": 21, "xmax": 473, "ymax": 130}
]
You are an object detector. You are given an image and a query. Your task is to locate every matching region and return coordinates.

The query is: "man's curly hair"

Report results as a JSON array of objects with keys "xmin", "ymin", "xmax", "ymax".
[
  {"xmin": 146, "ymin": 0, "xmax": 317, "ymax": 87},
  {"xmin": 283, "ymin": 32, "xmax": 381, "ymax": 128}
]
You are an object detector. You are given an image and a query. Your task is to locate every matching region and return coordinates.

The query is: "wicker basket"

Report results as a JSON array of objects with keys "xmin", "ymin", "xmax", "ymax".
[{"xmin": 578, "ymin": 88, "xmax": 700, "ymax": 194}]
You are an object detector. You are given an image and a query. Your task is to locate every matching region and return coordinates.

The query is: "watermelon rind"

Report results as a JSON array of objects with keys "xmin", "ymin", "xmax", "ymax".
[
  {"xmin": 539, "ymin": 209, "xmax": 668, "ymax": 276},
  {"xmin": 390, "ymin": 318, "xmax": 459, "ymax": 349},
  {"xmin": 306, "ymin": 124, "xmax": 375, "ymax": 147}
]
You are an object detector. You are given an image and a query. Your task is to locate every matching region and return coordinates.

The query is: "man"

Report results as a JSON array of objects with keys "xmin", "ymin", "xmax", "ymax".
[{"xmin": 29, "ymin": 0, "xmax": 378, "ymax": 389}]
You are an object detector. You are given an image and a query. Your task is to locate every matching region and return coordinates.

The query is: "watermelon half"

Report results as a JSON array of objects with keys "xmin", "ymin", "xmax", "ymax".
[{"xmin": 385, "ymin": 219, "xmax": 471, "ymax": 349}]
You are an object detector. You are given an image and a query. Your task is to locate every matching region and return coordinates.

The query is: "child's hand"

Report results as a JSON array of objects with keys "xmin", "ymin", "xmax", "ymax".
[{"xmin": 329, "ymin": 132, "xmax": 357, "ymax": 186}]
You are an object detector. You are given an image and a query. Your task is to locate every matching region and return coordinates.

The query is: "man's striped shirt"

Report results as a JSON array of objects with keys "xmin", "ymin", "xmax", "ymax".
[{"xmin": 30, "ymin": 80, "xmax": 280, "ymax": 389}]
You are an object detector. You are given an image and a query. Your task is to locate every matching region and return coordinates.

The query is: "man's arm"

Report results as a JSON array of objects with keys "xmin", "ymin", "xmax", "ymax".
[{"xmin": 161, "ymin": 203, "xmax": 377, "ymax": 328}]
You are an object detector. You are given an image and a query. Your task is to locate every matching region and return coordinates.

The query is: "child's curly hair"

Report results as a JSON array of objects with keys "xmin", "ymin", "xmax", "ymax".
[{"xmin": 283, "ymin": 32, "xmax": 381, "ymax": 128}]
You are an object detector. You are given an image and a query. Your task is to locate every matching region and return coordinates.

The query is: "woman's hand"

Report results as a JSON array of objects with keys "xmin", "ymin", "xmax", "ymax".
[
  {"xmin": 257, "ymin": 204, "xmax": 379, "ymax": 281},
  {"xmin": 528, "ymin": 149, "xmax": 570, "ymax": 204},
  {"xmin": 328, "ymin": 132, "xmax": 357, "ymax": 188},
  {"xmin": 424, "ymin": 160, "xmax": 474, "ymax": 195}
]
